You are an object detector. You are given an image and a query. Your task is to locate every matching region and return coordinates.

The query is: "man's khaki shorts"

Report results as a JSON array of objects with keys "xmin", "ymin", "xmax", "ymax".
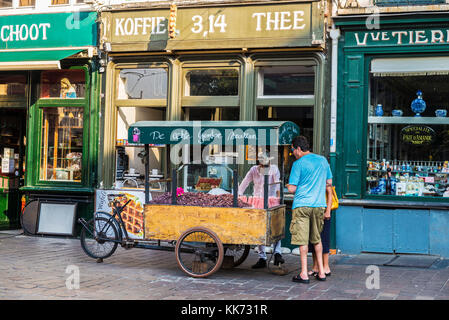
[{"xmin": 289, "ymin": 207, "xmax": 325, "ymax": 246}]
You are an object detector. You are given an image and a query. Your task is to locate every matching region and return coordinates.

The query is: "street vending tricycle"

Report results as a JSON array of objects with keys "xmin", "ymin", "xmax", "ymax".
[{"xmin": 79, "ymin": 121, "xmax": 299, "ymax": 277}]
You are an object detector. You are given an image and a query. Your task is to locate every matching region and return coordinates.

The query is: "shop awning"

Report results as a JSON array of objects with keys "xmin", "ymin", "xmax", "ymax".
[
  {"xmin": 0, "ymin": 49, "xmax": 83, "ymax": 70},
  {"xmin": 128, "ymin": 121, "xmax": 300, "ymax": 146},
  {"xmin": 371, "ymin": 57, "xmax": 449, "ymax": 76}
]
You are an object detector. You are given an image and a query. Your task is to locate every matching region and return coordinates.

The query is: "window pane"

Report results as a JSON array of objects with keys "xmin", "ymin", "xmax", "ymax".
[
  {"xmin": 116, "ymin": 107, "xmax": 166, "ymax": 187},
  {"xmin": 367, "ymin": 73, "xmax": 449, "ymax": 198},
  {"xmin": 0, "ymin": 73, "xmax": 27, "ymax": 97},
  {"xmin": 117, "ymin": 68, "xmax": 167, "ymax": 99},
  {"xmin": 19, "ymin": 0, "xmax": 35, "ymax": 6},
  {"xmin": 40, "ymin": 69, "xmax": 85, "ymax": 98},
  {"xmin": 260, "ymin": 66, "xmax": 315, "ymax": 96},
  {"xmin": 186, "ymin": 69, "xmax": 239, "ymax": 96},
  {"xmin": 0, "ymin": 0, "xmax": 13, "ymax": 7},
  {"xmin": 51, "ymin": 0, "xmax": 69, "ymax": 4},
  {"xmin": 40, "ymin": 107, "xmax": 83, "ymax": 182},
  {"xmin": 182, "ymin": 107, "xmax": 239, "ymax": 121}
]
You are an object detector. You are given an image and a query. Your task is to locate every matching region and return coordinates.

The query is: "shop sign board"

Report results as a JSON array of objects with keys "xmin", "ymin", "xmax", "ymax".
[
  {"xmin": 348, "ymin": 28, "xmax": 449, "ymax": 47},
  {"xmin": 401, "ymin": 125, "xmax": 436, "ymax": 145},
  {"xmin": 0, "ymin": 12, "xmax": 97, "ymax": 49},
  {"xmin": 103, "ymin": 2, "xmax": 324, "ymax": 51}
]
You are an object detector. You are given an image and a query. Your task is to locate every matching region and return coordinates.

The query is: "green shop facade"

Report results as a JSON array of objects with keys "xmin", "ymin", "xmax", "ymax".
[
  {"xmin": 334, "ymin": 13, "xmax": 449, "ymax": 257},
  {"xmin": 99, "ymin": 1, "xmax": 328, "ymax": 248},
  {"xmin": 0, "ymin": 12, "xmax": 100, "ymax": 235}
]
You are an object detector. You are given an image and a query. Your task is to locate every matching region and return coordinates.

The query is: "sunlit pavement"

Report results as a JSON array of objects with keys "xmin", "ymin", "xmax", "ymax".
[{"xmin": 1, "ymin": 230, "xmax": 449, "ymax": 300}]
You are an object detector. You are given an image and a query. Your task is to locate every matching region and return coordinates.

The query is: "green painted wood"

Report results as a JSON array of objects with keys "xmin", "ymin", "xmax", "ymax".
[
  {"xmin": 335, "ymin": 15, "xmax": 449, "ymax": 203},
  {"xmin": 128, "ymin": 120, "xmax": 300, "ymax": 146}
]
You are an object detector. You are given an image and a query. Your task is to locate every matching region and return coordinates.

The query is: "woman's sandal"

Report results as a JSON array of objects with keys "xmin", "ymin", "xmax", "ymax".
[
  {"xmin": 315, "ymin": 274, "xmax": 327, "ymax": 281},
  {"xmin": 308, "ymin": 271, "xmax": 318, "ymax": 277},
  {"xmin": 292, "ymin": 274, "xmax": 310, "ymax": 284}
]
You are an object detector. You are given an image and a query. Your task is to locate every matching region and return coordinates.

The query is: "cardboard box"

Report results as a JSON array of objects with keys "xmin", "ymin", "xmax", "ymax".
[{"xmin": 1, "ymin": 158, "xmax": 15, "ymax": 173}]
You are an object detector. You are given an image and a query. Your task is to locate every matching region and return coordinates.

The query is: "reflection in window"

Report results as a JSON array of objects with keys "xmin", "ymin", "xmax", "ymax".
[
  {"xmin": 40, "ymin": 69, "xmax": 85, "ymax": 98},
  {"xmin": 183, "ymin": 107, "xmax": 239, "ymax": 121},
  {"xmin": 259, "ymin": 66, "xmax": 315, "ymax": 96},
  {"xmin": 118, "ymin": 68, "xmax": 167, "ymax": 99},
  {"xmin": 40, "ymin": 107, "xmax": 83, "ymax": 182},
  {"xmin": 19, "ymin": 0, "xmax": 35, "ymax": 6},
  {"xmin": 0, "ymin": 0, "xmax": 12, "ymax": 7},
  {"xmin": 0, "ymin": 73, "xmax": 27, "ymax": 97},
  {"xmin": 186, "ymin": 69, "xmax": 239, "ymax": 96},
  {"xmin": 51, "ymin": 0, "xmax": 68, "ymax": 4},
  {"xmin": 367, "ymin": 74, "xmax": 449, "ymax": 197}
]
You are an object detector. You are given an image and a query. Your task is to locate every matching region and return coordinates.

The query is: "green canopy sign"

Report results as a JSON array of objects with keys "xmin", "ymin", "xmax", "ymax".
[
  {"xmin": 0, "ymin": 12, "xmax": 97, "ymax": 50},
  {"xmin": 128, "ymin": 121, "xmax": 300, "ymax": 146}
]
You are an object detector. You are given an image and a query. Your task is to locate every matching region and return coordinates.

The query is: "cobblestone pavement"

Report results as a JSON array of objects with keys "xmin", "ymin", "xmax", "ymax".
[{"xmin": 1, "ymin": 231, "xmax": 449, "ymax": 300}]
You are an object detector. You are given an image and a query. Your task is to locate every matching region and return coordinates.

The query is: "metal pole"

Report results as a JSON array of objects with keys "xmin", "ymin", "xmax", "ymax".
[
  {"xmin": 280, "ymin": 147, "xmax": 284, "ymax": 204},
  {"xmin": 233, "ymin": 169, "xmax": 238, "ymax": 207},
  {"xmin": 171, "ymin": 168, "xmax": 177, "ymax": 205},
  {"xmin": 144, "ymin": 144, "xmax": 150, "ymax": 204},
  {"xmin": 264, "ymin": 174, "xmax": 269, "ymax": 209}
]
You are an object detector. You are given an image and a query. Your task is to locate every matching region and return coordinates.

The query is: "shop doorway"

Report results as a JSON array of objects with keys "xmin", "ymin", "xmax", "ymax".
[{"xmin": 0, "ymin": 108, "xmax": 26, "ymax": 229}]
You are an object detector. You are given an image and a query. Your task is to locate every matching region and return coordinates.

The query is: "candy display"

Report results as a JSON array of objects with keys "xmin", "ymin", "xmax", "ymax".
[{"xmin": 149, "ymin": 192, "xmax": 251, "ymax": 208}]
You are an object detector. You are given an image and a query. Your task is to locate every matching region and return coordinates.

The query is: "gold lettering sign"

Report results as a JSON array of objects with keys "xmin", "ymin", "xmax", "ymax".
[
  {"xmin": 102, "ymin": 2, "xmax": 323, "ymax": 51},
  {"xmin": 401, "ymin": 125, "xmax": 436, "ymax": 145}
]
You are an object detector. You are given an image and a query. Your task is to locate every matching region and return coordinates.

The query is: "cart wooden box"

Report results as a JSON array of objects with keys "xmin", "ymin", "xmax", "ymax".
[{"xmin": 144, "ymin": 204, "xmax": 285, "ymax": 245}]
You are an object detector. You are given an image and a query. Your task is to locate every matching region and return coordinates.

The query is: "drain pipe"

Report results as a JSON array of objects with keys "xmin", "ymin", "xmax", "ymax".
[{"xmin": 329, "ymin": 26, "xmax": 340, "ymax": 155}]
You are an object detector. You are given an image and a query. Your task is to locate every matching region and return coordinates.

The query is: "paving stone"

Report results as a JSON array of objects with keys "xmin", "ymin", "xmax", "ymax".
[{"xmin": 0, "ymin": 234, "xmax": 448, "ymax": 300}]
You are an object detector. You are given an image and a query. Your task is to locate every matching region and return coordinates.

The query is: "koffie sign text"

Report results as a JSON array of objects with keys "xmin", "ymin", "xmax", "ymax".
[
  {"xmin": 351, "ymin": 29, "xmax": 449, "ymax": 47},
  {"xmin": 401, "ymin": 125, "xmax": 436, "ymax": 145},
  {"xmin": 109, "ymin": 3, "xmax": 316, "ymax": 49}
]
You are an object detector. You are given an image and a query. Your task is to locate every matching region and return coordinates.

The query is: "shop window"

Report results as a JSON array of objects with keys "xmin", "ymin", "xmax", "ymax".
[
  {"xmin": 40, "ymin": 107, "xmax": 83, "ymax": 182},
  {"xmin": 115, "ymin": 107, "xmax": 166, "ymax": 189},
  {"xmin": 0, "ymin": 0, "xmax": 12, "ymax": 8},
  {"xmin": 257, "ymin": 66, "xmax": 314, "ymax": 97},
  {"xmin": 374, "ymin": 0, "xmax": 444, "ymax": 6},
  {"xmin": 0, "ymin": 73, "xmax": 27, "ymax": 97},
  {"xmin": 117, "ymin": 68, "xmax": 167, "ymax": 100},
  {"xmin": 182, "ymin": 107, "xmax": 239, "ymax": 121},
  {"xmin": 185, "ymin": 69, "xmax": 239, "ymax": 96},
  {"xmin": 51, "ymin": 0, "xmax": 69, "ymax": 5},
  {"xmin": 19, "ymin": 0, "xmax": 34, "ymax": 6},
  {"xmin": 40, "ymin": 69, "xmax": 85, "ymax": 99},
  {"xmin": 367, "ymin": 73, "xmax": 449, "ymax": 198}
]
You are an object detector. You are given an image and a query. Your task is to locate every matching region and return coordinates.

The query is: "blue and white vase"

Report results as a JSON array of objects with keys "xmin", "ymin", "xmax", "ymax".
[
  {"xmin": 375, "ymin": 104, "xmax": 384, "ymax": 117},
  {"xmin": 411, "ymin": 90, "xmax": 426, "ymax": 117}
]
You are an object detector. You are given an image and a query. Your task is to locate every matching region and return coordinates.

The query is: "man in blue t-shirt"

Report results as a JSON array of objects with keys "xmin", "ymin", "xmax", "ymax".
[{"xmin": 287, "ymin": 136, "xmax": 333, "ymax": 284}]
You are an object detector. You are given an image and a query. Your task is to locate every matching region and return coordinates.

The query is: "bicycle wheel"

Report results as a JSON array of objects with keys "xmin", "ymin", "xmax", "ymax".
[
  {"xmin": 224, "ymin": 245, "xmax": 251, "ymax": 268},
  {"xmin": 80, "ymin": 217, "xmax": 119, "ymax": 259},
  {"xmin": 175, "ymin": 227, "xmax": 224, "ymax": 278}
]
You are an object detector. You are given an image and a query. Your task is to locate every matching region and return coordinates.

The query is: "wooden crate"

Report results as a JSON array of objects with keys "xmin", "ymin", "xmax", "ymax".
[{"xmin": 143, "ymin": 204, "xmax": 285, "ymax": 245}]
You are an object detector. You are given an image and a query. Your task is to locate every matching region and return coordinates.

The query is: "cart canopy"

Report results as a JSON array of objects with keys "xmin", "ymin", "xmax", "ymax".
[{"xmin": 128, "ymin": 121, "xmax": 300, "ymax": 146}]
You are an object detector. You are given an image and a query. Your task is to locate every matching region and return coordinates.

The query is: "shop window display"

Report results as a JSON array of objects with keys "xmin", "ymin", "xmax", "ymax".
[
  {"xmin": 40, "ymin": 69, "xmax": 85, "ymax": 99},
  {"xmin": 40, "ymin": 107, "xmax": 83, "ymax": 182},
  {"xmin": 0, "ymin": 73, "xmax": 27, "ymax": 97},
  {"xmin": 115, "ymin": 107, "xmax": 166, "ymax": 189},
  {"xmin": 367, "ymin": 74, "xmax": 449, "ymax": 198}
]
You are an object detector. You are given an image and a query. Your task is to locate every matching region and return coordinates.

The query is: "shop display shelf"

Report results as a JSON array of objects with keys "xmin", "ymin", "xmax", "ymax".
[{"xmin": 368, "ymin": 116, "xmax": 449, "ymax": 125}]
